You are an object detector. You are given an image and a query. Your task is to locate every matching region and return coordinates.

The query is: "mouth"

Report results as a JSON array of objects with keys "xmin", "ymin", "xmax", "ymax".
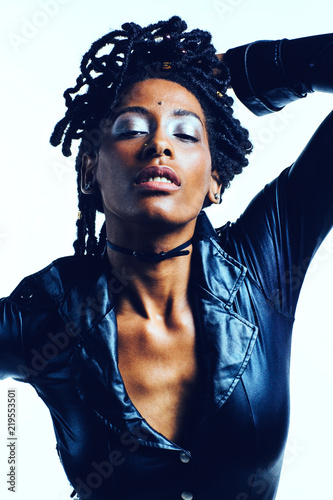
[
  {"xmin": 135, "ymin": 166, "xmax": 181, "ymax": 186},
  {"xmin": 134, "ymin": 166, "xmax": 181, "ymax": 192}
]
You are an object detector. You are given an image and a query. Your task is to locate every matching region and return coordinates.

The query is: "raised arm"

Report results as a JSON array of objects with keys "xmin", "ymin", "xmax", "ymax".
[
  {"xmin": 223, "ymin": 33, "xmax": 333, "ymax": 115},
  {"xmin": 218, "ymin": 34, "xmax": 333, "ymax": 317}
]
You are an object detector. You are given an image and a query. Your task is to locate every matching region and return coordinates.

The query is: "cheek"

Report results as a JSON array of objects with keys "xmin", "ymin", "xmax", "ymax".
[
  {"xmin": 95, "ymin": 158, "xmax": 112, "ymax": 192},
  {"xmin": 96, "ymin": 147, "xmax": 125, "ymax": 188},
  {"xmin": 187, "ymin": 148, "xmax": 212, "ymax": 191}
]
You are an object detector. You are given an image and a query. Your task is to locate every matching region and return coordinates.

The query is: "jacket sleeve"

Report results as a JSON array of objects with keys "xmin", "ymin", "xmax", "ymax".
[
  {"xmin": 0, "ymin": 296, "xmax": 27, "ymax": 381},
  {"xmin": 222, "ymin": 111, "xmax": 333, "ymax": 318},
  {"xmin": 224, "ymin": 33, "xmax": 333, "ymax": 115},
  {"xmin": 0, "ymin": 273, "xmax": 58, "ymax": 382},
  {"xmin": 220, "ymin": 34, "xmax": 333, "ymax": 318}
]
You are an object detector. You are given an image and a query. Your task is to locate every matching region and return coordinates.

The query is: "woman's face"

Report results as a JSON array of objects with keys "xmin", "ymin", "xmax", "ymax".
[{"xmin": 82, "ymin": 79, "xmax": 220, "ymax": 232}]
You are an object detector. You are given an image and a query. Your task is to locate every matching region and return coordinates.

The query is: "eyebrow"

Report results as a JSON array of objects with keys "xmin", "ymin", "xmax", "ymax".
[
  {"xmin": 112, "ymin": 106, "xmax": 149, "ymax": 120},
  {"xmin": 112, "ymin": 106, "xmax": 204, "ymax": 127},
  {"xmin": 172, "ymin": 109, "xmax": 204, "ymax": 126}
]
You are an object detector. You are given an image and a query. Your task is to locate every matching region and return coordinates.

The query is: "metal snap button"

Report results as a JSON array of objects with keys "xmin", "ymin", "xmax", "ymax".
[
  {"xmin": 20, "ymin": 288, "xmax": 33, "ymax": 301},
  {"xmin": 179, "ymin": 452, "xmax": 191, "ymax": 463},
  {"xmin": 181, "ymin": 492, "xmax": 193, "ymax": 500}
]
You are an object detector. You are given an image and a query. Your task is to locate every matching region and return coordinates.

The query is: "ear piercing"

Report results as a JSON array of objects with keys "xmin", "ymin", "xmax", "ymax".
[
  {"xmin": 84, "ymin": 182, "xmax": 93, "ymax": 191},
  {"xmin": 214, "ymin": 193, "xmax": 220, "ymax": 201}
]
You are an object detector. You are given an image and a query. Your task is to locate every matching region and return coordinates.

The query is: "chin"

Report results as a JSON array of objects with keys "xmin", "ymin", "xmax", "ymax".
[
  {"xmin": 105, "ymin": 198, "xmax": 202, "ymax": 231},
  {"xmin": 130, "ymin": 207, "xmax": 198, "ymax": 230}
]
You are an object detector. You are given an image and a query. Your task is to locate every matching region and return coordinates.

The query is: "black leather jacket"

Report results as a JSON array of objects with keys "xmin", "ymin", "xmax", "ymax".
[{"xmin": 1, "ymin": 34, "xmax": 333, "ymax": 500}]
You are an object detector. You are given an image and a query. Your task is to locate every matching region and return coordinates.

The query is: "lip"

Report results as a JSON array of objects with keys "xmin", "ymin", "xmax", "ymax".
[{"xmin": 135, "ymin": 166, "xmax": 181, "ymax": 188}]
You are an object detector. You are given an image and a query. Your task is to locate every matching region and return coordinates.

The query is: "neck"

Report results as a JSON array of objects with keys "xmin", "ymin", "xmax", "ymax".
[
  {"xmin": 105, "ymin": 218, "xmax": 196, "ymax": 320},
  {"xmin": 107, "ymin": 237, "xmax": 192, "ymax": 262}
]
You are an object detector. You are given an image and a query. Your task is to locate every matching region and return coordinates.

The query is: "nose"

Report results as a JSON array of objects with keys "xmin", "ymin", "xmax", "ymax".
[{"xmin": 142, "ymin": 131, "xmax": 174, "ymax": 159}]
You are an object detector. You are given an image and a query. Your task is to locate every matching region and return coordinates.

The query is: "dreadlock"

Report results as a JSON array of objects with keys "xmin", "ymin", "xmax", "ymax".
[{"xmin": 50, "ymin": 16, "xmax": 252, "ymax": 257}]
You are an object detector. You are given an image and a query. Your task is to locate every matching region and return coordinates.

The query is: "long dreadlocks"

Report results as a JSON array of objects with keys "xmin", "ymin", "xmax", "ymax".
[{"xmin": 50, "ymin": 16, "xmax": 252, "ymax": 256}]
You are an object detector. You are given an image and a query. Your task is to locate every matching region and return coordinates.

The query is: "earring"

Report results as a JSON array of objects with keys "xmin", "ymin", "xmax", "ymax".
[
  {"xmin": 84, "ymin": 182, "xmax": 93, "ymax": 191},
  {"xmin": 214, "ymin": 193, "xmax": 220, "ymax": 202}
]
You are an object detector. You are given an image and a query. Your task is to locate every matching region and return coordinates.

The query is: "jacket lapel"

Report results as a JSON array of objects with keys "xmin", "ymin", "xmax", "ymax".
[
  {"xmin": 62, "ymin": 212, "xmax": 258, "ymax": 440},
  {"xmin": 192, "ymin": 212, "xmax": 258, "ymax": 412}
]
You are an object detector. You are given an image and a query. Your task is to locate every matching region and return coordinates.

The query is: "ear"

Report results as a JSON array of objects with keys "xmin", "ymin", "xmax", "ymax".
[
  {"xmin": 81, "ymin": 154, "xmax": 98, "ymax": 194},
  {"xmin": 204, "ymin": 170, "xmax": 223, "ymax": 206}
]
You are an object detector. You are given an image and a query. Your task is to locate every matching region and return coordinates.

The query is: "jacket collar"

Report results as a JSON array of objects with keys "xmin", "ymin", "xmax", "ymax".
[
  {"xmin": 191, "ymin": 212, "xmax": 258, "ymax": 415},
  {"xmin": 62, "ymin": 212, "xmax": 258, "ymax": 447},
  {"xmin": 192, "ymin": 211, "xmax": 247, "ymax": 307}
]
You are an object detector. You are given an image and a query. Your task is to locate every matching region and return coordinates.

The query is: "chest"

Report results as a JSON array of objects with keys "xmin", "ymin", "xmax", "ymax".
[
  {"xmin": 42, "ymin": 280, "xmax": 292, "ymax": 499},
  {"xmin": 116, "ymin": 312, "xmax": 198, "ymax": 442}
]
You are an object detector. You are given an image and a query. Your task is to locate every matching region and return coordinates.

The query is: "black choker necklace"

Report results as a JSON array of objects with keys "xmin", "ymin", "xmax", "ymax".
[{"xmin": 106, "ymin": 238, "xmax": 192, "ymax": 263}]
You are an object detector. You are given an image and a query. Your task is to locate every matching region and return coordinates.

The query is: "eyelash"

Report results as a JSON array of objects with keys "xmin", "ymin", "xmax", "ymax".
[
  {"xmin": 174, "ymin": 133, "xmax": 198, "ymax": 143},
  {"xmin": 117, "ymin": 130, "xmax": 147, "ymax": 138},
  {"xmin": 118, "ymin": 130, "xmax": 198, "ymax": 142}
]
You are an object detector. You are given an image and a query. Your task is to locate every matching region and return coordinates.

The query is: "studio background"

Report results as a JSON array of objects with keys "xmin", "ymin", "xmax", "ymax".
[{"xmin": 0, "ymin": 1, "xmax": 332, "ymax": 498}]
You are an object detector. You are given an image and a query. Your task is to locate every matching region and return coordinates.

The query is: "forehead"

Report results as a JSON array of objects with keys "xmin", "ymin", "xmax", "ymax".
[{"xmin": 118, "ymin": 79, "xmax": 205, "ymax": 118}]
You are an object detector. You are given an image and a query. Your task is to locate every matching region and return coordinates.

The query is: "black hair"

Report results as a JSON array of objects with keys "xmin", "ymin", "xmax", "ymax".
[{"xmin": 50, "ymin": 16, "xmax": 252, "ymax": 256}]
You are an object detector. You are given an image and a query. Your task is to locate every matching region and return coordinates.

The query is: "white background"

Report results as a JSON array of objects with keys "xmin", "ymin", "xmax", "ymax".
[{"xmin": 0, "ymin": 0, "xmax": 333, "ymax": 498}]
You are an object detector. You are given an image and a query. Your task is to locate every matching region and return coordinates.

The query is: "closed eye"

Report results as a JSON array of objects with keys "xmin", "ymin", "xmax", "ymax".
[
  {"xmin": 174, "ymin": 133, "xmax": 199, "ymax": 142},
  {"xmin": 118, "ymin": 130, "xmax": 148, "ymax": 138},
  {"xmin": 111, "ymin": 113, "xmax": 150, "ymax": 138}
]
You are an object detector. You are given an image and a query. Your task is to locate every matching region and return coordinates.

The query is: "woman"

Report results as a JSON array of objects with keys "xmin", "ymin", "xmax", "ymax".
[{"xmin": 1, "ymin": 16, "xmax": 332, "ymax": 499}]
